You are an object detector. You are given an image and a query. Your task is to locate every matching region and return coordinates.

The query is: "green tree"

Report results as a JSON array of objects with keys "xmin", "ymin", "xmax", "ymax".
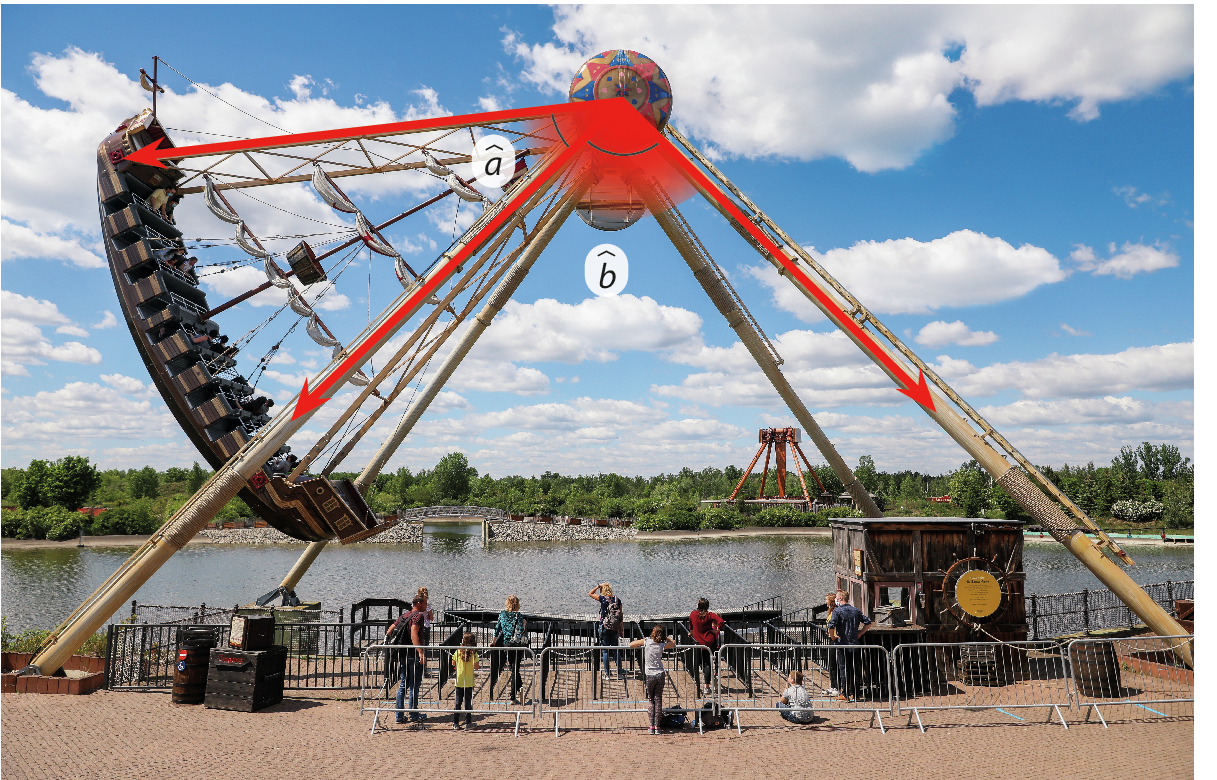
[
  {"xmin": 1, "ymin": 468, "xmax": 24, "ymax": 500},
  {"xmin": 950, "ymin": 463, "xmax": 988, "ymax": 517},
  {"xmin": 1162, "ymin": 472, "xmax": 1194, "ymax": 529},
  {"xmin": 42, "ymin": 456, "xmax": 101, "ymax": 511},
  {"xmin": 898, "ymin": 474, "xmax": 922, "ymax": 501},
  {"xmin": 14, "ymin": 460, "xmax": 50, "ymax": 509},
  {"xmin": 187, "ymin": 462, "xmax": 208, "ymax": 494},
  {"xmin": 432, "ymin": 452, "xmax": 475, "ymax": 503},
  {"xmin": 128, "ymin": 466, "xmax": 160, "ymax": 500},
  {"xmin": 855, "ymin": 456, "xmax": 879, "ymax": 492}
]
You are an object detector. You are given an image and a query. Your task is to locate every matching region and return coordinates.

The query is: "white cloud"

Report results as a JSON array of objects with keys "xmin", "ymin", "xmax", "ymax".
[
  {"xmin": 914, "ymin": 320, "xmax": 998, "ymax": 347},
  {"xmin": 0, "ymin": 291, "xmax": 102, "ymax": 374},
  {"xmin": 100, "ymin": 373, "xmax": 150, "ymax": 395},
  {"xmin": 55, "ymin": 324, "xmax": 90, "ymax": 338},
  {"xmin": 939, "ymin": 342, "xmax": 1193, "ymax": 399},
  {"xmin": 1113, "ymin": 185, "xmax": 1169, "ymax": 209},
  {"xmin": 977, "ymin": 397, "xmax": 1159, "ymax": 427},
  {"xmin": 746, "ymin": 230, "xmax": 1065, "ymax": 318},
  {"xmin": 1, "ymin": 380, "xmax": 180, "ymax": 442},
  {"xmin": 1070, "ymin": 241, "xmax": 1179, "ymax": 279},
  {"xmin": 1059, "ymin": 323, "xmax": 1091, "ymax": 337},
  {"xmin": 0, "ymin": 220, "xmax": 105, "ymax": 268},
  {"xmin": 508, "ymin": 5, "xmax": 1191, "ymax": 171},
  {"xmin": 92, "ymin": 311, "xmax": 118, "ymax": 329}
]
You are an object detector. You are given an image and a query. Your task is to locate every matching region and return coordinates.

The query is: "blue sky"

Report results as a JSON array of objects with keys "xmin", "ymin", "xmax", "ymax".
[{"xmin": 0, "ymin": 5, "xmax": 1194, "ymax": 478}]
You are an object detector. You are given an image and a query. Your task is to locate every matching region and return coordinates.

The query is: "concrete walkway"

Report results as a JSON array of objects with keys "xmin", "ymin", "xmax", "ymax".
[{"xmin": 0, "ymin": 690, "xmax": 1192, "ymax": 780}]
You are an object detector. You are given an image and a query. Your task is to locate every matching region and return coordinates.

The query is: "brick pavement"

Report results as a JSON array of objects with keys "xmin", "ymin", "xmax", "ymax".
[{"xmin": 0, "ymin": 690, "xmax": 1192, "ymax": 780}]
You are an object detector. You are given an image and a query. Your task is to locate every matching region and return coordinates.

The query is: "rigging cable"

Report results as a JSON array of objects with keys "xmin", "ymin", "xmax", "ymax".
[{"xmin": 156, "ymin": 59, "xmax": 292, "ymax": 134}]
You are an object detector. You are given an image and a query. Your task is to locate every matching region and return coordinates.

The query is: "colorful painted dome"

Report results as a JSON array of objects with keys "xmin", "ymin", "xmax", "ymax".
[{"xmin": 567, "ymin": 49, "xmax": 673, "ymax": 131}]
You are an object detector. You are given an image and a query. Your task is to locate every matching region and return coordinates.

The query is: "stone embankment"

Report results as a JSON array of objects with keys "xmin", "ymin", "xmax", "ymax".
[
  {"xmin": 197, "ymin": 522, "xmax": 423, "ymax": 545},
  {"xmin": 488, "ymin": 521, "xmax": 637, "ymax": 542}
]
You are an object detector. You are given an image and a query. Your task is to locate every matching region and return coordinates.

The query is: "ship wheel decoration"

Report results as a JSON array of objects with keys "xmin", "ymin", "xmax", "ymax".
[{"xmin": 937, "ymin": 556, "xmax": 1012, "ymax": 630}]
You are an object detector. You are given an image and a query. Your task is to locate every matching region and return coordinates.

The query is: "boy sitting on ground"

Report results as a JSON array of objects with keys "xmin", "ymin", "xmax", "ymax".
[{"xmin": 777, "ymin": 669, "xmax": 815, "ymax": 724}]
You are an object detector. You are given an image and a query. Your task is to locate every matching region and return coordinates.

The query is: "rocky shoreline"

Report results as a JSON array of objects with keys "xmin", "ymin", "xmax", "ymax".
[
  {"xmin": 488, "ymin": 521, "xmax": 637, "ymax": 542},
  {"xmin": 197, "ymin": 522, "xmax": 423, "ymax": 545}
]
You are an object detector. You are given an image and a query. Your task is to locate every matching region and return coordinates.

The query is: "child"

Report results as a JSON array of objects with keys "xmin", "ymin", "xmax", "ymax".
[
  {"xmin": 777, "ymin": 669, "xmax": 815, "ymax": 724},
  {"xmin": 451, "ymin": 632, "xmax": 479, "ymax": 729},
  {"xmin": 629, "ymin": 625, "xmax": 676, "ymax": 734}
]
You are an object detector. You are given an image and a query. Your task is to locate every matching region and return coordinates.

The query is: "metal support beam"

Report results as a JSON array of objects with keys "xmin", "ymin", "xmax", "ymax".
[{"xmin": 353, "ymin": 187, "xmax": 583, "ymax": 493}]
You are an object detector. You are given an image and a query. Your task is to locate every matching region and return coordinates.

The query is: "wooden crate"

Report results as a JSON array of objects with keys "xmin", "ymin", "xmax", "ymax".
[{"xmin": 204, "ymin": 646, "xmax": 286, "ymax": 712}]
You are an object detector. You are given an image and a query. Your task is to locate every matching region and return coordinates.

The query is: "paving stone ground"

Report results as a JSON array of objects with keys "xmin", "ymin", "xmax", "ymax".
[{"xmin": 0, "ymin": 689, "xmax": 1192, "ymax": 780}]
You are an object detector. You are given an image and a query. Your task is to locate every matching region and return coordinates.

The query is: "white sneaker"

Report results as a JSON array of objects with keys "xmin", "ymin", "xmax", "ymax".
[{"xmin": 826, "ymin": 688, "xmax": 838, "ymax": 696}]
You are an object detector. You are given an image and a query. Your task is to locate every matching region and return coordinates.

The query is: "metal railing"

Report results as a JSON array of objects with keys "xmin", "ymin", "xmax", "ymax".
[
  {"xmin": 360, "ymin": 643, "xmax": 537, "ymax": 735},
  {"xmin": 716, "ymin": 643, "xmax": 892, "ymax": 733},
  {"xmin": 1027, "ymin": 580, "xmax": 1192, "ymax": 639},
  {"xmin": 891, "ymin": 641, "xmax": 1071, "ymax": 732},
  {"xmin": 539, "ymin": 643, "xmax": 713, "ymax": 735},
  {"xmin": 1067, "ymin": 635, "xmax": 1195, "ymax": 727}
]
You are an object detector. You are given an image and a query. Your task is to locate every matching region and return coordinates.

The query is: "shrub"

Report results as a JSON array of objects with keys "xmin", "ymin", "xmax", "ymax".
[
  {"xmin": 666, "ymin": 510, "xmax": 700, "ymax": 531},
  {"xmin": 698, "ymin": 507, "xmax": 745, "ymax": 530},
  {"xmin": 91, "ymin": 499, "xmax": 159, "ymax": 535},
  {"xmin": 602, "ymin": 497, "xmax": 630, "ymax": 519},
  {"xmin": 0, "ymin": 506, "xmax": 82, "ymax": 539},
  {"xmin": 754, "ymin": 508, "xmax": 814, "ymax": 527},
  {"xmin": 1111, "ymin": 499, "xmax": 1166, "ymax": 523},
  {"xmin": 634, "ymin": 513, "xmax": 670, "ymax": 532}
]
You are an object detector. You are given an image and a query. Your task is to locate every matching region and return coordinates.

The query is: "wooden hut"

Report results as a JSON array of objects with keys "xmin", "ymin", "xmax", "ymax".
[{"xmin": 832, "ymin": 517, "xmax": 1028, "ymax": 643}]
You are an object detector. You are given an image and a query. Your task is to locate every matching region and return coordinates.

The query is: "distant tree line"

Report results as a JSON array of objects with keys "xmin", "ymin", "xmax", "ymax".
[{"xmin": 1, "ymin": 441, "xmax": 1193, "ymax": 539}]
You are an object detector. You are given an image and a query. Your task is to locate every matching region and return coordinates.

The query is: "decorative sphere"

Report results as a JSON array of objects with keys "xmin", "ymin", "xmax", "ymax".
[{"xmin": 567, "ymin": 49, "xmax": 673, "ymax": 131}]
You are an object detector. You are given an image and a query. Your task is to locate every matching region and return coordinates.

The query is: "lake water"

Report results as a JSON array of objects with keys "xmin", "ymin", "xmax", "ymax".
[{"xmin": 0, "ymin": 524, "xmax": 1194, "ymax": 632}]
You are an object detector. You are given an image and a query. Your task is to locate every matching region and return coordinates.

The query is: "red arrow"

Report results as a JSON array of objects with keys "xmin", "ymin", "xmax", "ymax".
[
  {"xmin": 124, "ymin": 103, "xmax": 593, "ymax": 168},
  {"xmin": 289, "ymin": 108, "xmax": 601, "ymax": 420},
  {"xmin": 656, "ymin": 140, "xmax": 937, "ymax": 411}
]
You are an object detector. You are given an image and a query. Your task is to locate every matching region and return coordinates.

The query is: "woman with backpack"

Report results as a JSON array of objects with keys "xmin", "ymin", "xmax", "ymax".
[
  {"xmin": 495, "ymin": 595, "xmax": 528, "ymax": 704},
  {"xmin": 589, "ymin": 582, "xmax": 625, "ymax": 679},
  {"xmin": 629, "ymin": 625, "xmax": 676, "ymax": 734}
]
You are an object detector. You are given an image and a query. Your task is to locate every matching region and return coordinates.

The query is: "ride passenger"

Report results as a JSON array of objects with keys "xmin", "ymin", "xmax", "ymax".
[
  {"xmin": 589, "ymin": 582, "xmax": 625, "ymax": 679},
  {"xmin": 451, "ymin": 632, "xmax": 479, "ymax": 729},
  {"xmin": 629, "ymin": 625, "xmax": 676, "ymax": 734},
  {"xmin": 495, "ymin": 595, "xmax": 527, "ymax": 705},
  {"xmin": 689, "ymin": 597, "xmax": 725, "ymax": 693},
  {"xmin": 147, "ymin": 186, "xmax": 176, "ymax": 219}
]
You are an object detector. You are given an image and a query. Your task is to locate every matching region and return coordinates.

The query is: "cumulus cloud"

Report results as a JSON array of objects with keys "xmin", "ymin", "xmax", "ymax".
[
  {"xmin": 1070, "ymin": 241, "xmax": 1179, "ymax": 279},
  {"xmin": 0, "ymin": 220, "xmax": 104, "ymax": 268},
  {"xmin": 1, "ymin": 380, "xmax": 181, "ymax": 442},
  {"xmin": 977, "ymin": 397, "xmax": 1158, "ymax": 427},
  {"xmin": 746, "ymin": 230, "xmax": 1065, "ymax": 319},
  {"xmin": 92, "ymin": 311, "xmax": 118, "ymax": 329},
  {"xmin": 937, "ymin": 342, "xmax": 1193, "ymax": 399},
  {"xmin": 507, "ymin": 5, "xmax": 1191, "ymax": 170},
  {"xmin": 0, "ymin": 290, "xmax": 101, "ymax": 374},
  {"xmin": 914, "ymin": 320, "xmax": 998, "ymax": 347}
]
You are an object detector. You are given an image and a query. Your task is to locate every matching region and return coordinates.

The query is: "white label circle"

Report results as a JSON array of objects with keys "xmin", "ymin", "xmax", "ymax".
[
  {"xmin": 472, "ymin": 135, "xmax": 516, "ymax": 188},
  {"xmin": 585, "ymin": 244, "xmax": 628, "ymax": 297}
]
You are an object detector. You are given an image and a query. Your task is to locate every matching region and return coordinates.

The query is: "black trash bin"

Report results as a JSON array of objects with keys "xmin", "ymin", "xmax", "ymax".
[{"xmin": 172, "ymin": 628, "xmax": 217, "ymax": 705}]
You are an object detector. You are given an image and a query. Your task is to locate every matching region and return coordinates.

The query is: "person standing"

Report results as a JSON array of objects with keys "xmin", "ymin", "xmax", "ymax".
[
  {"xmin": 391, "ymin": 594, "xmax": 430, "ymax": 723},
  {"xmin": 589, "ymin": 582, "xmax": 625, "ymax": 679},
  {"xmin": 495, "ymin": 595, "xmax": 528, "ymax": 704},
  {"xmin": 689, "ymin": 597, "xmax": 725, "ymax": 695},
  {"xmin": 630, "ymin": 626, "xmax": 676, "ymax": 734},
  {"xmin": 826, "ymin": 590, "xmax": 871, "ymax": 701},
  {"xmin": 451, "ymin": 632, "xmax": 479, "ymax": 729},
  {"xmin": 776, "ymin": 669, "xmax": 815, "ymax": 724}
]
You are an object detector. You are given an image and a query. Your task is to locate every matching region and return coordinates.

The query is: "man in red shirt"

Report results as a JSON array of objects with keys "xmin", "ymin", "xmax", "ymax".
[{"xmin": 689, "ymin": 597, "xmax": 725, "ymax": 695}]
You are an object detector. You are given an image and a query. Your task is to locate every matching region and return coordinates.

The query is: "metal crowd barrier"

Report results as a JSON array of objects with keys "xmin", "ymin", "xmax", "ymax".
[
  {"xmin": 716, "ymin": 643, "xmax": 893, "ymax": 733},
  {"xmin": 891, "ymin": 641, "xmax": 1071, "ymax": 732},
  {"xmin": 1067, "ymin": 635, "xmax": 1195, "ymax": 727},
  {"xmin": 539, "ymin": 644, "xmax": 712, "ymax": 735},
  {"xmin": 360, "ymin": 643, "xmax": 537, "ymax": 736}
]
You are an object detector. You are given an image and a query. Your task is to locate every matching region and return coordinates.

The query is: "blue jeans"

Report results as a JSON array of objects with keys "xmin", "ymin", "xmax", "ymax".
[
  {"xmin": 396, "ymin": 655, "xmax": 424, "ymax": 721},
  {"xmin": 599, "ymin": 628, "xmax": 621, "ymax": 676},
  {"xmin": 777, "ymin": 702, "xmax": 812, "ymax": 724}
]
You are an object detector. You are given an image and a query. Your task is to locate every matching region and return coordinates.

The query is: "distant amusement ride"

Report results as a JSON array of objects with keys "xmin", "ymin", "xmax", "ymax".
[{"xmin": 21, "ymin": 50, "xmax": 1190, "ymax": 676}]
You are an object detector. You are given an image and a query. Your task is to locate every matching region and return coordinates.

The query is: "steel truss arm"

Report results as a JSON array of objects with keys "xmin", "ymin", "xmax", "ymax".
[
  {"xmin": 642, "ymin": 187, "xmax": 881, "ymax": 517},
  {"xmin": 353, "ymin": 184, "xmax": 587, "ymax": 492},
  {"xmin": 658, "ymin": 128, "xmax": 1189, "ymax": 662}
]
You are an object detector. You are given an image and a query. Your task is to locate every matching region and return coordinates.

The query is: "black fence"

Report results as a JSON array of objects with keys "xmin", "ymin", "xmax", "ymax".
[
  {"xmin": 1027, "ymin": 580, "xmax": 1192, "ymax": 640},
  {"xmin": 126, "ymin": 600, "xmax": 342, "ymax": 626}
]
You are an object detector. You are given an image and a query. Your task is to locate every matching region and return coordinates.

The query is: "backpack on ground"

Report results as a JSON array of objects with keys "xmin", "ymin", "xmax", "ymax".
[
  {"xmin": 602, "ymin": 598, "xmax": 623, "ymax": 634},
  {"xmin": 696, "ymin": 702, "xmax": 733, "ymax": 730},
  {"xmin": 660, "ymin": 706, "xmax": 688, "ymax": 728}
]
